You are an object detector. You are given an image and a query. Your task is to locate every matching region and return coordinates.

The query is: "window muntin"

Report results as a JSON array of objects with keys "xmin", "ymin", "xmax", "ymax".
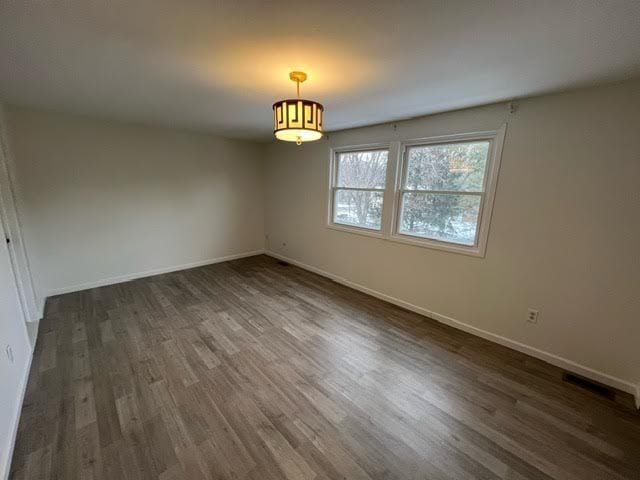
[
  {"xmin": 398, "ymin": 140, "xmax": 491, "ymax": 246},
  {"xmin": 331, "ymin": 149, "xmax": 389, "ymax": 231}
]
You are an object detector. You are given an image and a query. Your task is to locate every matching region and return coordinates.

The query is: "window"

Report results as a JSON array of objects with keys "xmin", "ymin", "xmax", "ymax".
[
  {"xmin": 328, "ymin": 127, "xmax": 504, "ymax": 256},
  {"xmin": 397, "ymin": 140, "xmax": 490, "ymax": 246},
  {"xmin": 330, "ymin": 148, "xmax": 389, "ymax": 231}
]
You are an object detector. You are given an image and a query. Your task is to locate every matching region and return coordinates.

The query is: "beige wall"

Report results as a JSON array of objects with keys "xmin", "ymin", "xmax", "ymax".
[
  {"xmin": 6, "ymin": 108, "xmax": 265, "ymax": 304},
  {"xmin": 5, "ymin": 81, "xmax": 639, "ymax": 395},
  {"xmin": 263, "ymin": 80, "xmax": 640, "ymax": 391}
]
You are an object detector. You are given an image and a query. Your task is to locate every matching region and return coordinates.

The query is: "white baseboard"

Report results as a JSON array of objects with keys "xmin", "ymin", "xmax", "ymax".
[
  {"xmin": 45, "ymin": 250, "xmax": 265, "ymax": 297},
  {"xmin": 1, "ymin": 348, "xmax": 34, "ymax": 480},
  {"xmin": 30, "ymin": 295, "xmax": 45, "ymax": 322},
  {"xmin": 266, "ymin": 251, "xmax": 639, "ymax": 404},
  {"xmin": 38, "ymin": 296, "xmax": 45, "ymax": 321}
]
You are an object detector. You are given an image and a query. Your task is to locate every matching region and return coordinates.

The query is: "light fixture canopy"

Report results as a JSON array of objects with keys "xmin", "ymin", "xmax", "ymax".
[{"xmin": 273, "ymin": 71, "xmax": 324, "ymax": 145}]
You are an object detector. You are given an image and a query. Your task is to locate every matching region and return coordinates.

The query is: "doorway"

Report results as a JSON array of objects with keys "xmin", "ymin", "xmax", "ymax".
[{"xmin": 0, "ymin": 113, "xmax": 39, "ymax": 346}]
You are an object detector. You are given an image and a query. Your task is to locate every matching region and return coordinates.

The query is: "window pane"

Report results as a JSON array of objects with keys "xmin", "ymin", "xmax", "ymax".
[
  {"xmin": 333, "ymin": 189, "xmax": 383, "ymax": 230},
  {"xmin": 405, "ymin": 141, "xmax": 489, "ymax": 192},
  {"xmin": 399, "ymin": 193, "xmax": 481, "ymax": 245},
  {"xmin": 337, "ymin": 150, "xmax": 388, "ymax": 188}
]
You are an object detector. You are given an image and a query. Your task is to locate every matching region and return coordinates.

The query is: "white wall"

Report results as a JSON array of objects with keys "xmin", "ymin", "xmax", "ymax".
[
  {"xmin": 6, "ymin": 107, "xmax": 265, "ymax": 304},
  {"xmin": 263, "ymin": 80, "xmax": 640, "ymax": 394},
  {"xmin": 0, "ymin": 203, "xmax": 32, "ymax": 480},
  {"xmin": 0, "ymin": 106, "xmax": 39, "ymax": 324}
]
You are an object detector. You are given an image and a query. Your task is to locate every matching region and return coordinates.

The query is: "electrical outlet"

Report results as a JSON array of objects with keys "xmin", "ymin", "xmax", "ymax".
[
  {"xmin": 527, "ymin": 309, "xmax": 539, "ymax": 324},
  {"xmin": 6, "ymin": 344, "xmax": 14, "ymax": 363}
]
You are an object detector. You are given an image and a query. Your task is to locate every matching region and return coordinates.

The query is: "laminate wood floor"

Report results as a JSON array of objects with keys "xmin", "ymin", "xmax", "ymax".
[{"xmin": 10, "ymin": 255, "xmax": 640, "ymax": 479}]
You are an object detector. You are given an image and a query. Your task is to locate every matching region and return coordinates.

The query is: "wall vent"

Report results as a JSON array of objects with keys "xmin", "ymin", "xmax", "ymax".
[{"xmin": 563, "ymin": 372, "xmax": 615, "ymax": 400}]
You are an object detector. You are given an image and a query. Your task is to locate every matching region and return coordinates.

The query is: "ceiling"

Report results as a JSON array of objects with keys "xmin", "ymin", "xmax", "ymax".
[{"xmin": 1, "ymin": 0, "xmax": 639, "ymax": 140}]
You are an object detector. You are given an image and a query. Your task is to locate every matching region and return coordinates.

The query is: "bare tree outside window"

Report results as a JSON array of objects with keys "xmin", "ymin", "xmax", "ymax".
[{"xmin": 332, "ymin": 150, "xmax": 388, "ymax": 230}]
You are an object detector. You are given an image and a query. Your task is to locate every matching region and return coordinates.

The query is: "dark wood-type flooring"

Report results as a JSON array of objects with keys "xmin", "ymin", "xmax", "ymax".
[{"xmin": 10, "ymin": 255, "xmax": 640, "ymax": 479}]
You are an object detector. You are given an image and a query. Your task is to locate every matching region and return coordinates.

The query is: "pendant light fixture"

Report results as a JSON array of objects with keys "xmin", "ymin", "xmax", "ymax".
[{"xmin": 273, "ymin": 71, "xmax": 324, "ymax": 145}]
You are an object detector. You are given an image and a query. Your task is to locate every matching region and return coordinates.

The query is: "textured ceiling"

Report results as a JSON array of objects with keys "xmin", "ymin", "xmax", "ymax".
[{"xmin": 1, "ymin": 0, "xmax": 639, "ymax": 139}]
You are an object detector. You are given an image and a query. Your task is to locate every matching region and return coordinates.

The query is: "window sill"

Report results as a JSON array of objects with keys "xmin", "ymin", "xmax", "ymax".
[
  {"xmin": 326, "ymin": 223, "xmax": 486, "ymax": 257},
  {"xmin": 388, "ymin": 233, "xmax": 485, "ymax": 257},
  {"xmin": 326, "ymin": 223, "xmax": 385, "ymax": 239}
]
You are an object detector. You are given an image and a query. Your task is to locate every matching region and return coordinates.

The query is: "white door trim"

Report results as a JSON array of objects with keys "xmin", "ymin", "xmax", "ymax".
[{"xmin": 0, "ymin": 106, "xmax": 40, "ymax": 322}]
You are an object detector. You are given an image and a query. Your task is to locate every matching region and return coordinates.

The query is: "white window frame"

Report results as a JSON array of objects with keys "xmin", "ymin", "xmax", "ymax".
[
  {"xmin": 326, "ymin": 125, "xmax": 506, "ymax": 257},
  {"xmin": 327, "ymin": 143, "xmax": 391, "ymax": 238}
]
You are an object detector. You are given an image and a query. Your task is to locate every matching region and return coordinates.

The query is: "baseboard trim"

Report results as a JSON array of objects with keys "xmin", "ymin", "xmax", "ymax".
[
  {"xmin": 265, "ymin": 250, "xmax": 638, "ymax": 402},
  {"xmin": 31, "ymin": 295, "xmax": 45, "ymax": 322},
  {"xmin": 45, "ymin": 250, "xmax": 265, "ymax": 298},
  {"xmin": 38, "ymin": 296, "xmax": 45, "ymax": 321},
  {"xmin": 1, "ymin": 347, "xmax": 34, "ymax": 480}
]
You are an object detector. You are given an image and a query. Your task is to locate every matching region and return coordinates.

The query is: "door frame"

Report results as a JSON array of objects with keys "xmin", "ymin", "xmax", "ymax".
[{"xmin": 0, "ymin": 107, "xmax": 39, "ymax": 323}]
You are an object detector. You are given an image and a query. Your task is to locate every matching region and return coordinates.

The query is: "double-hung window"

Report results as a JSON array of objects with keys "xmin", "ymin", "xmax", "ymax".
[
  {"xmin": 330, "ymin": 148, "xmax": 389, "ymax": 231},
  {"xmin": 328, "ymin": 127, "xmax": 505, "ymax": 256},
  {"xmin": 397, "ymin": 140, "xmax": 490, "ymax": 247}
]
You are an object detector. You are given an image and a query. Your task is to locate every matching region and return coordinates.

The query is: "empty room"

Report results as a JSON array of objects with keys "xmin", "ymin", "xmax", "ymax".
[{"xmin": 1, "ymin": 1, "xmax": 639, "ymax": 479}]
